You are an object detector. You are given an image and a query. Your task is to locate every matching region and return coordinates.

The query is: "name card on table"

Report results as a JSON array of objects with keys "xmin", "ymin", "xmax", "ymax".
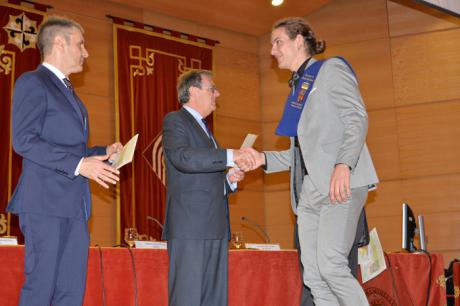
[
  {"xmin": 134, "ymin": 240, "xmax": 167, "ymax": 249},
  {"xmin": 0, "ymin": 236, "xmax": 18, "ymax": 245},
  {"xmin": 245, "ymin": 243, "xmax": 281, "ymax": 251}
]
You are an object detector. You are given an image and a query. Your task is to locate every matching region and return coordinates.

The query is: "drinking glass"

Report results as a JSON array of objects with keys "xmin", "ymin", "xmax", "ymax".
[
  {"xmin": 231, "ymin": 231, "xmax": 245, "ymax": 249},
  {"xmin": 124, "ymin": 228, "xmax": 138, "ymax": 248}
]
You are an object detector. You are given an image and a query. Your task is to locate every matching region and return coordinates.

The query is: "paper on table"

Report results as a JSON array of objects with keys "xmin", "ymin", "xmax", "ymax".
[
  {"xmin": 240, "ymin": 134, "xmax": 258, "ymax": 149},
  {"xmin": 112, "ymin": 134, "xmax": 139, "ymax": 169},
  {"xmin": 358, "ymin": 228, "xmax": 387, "ymax": 283}
]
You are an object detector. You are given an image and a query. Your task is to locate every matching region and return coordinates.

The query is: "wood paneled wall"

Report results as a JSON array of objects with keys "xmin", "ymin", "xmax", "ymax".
[
  {"xmin": 3, "ymin": 0, "xmax": 460, "ymax": 265},
  {"xmin": 259, "ymin": 0, "xmax": 460, "ymax": 264},
  {"xmin": 0, "ymin": 0, "xmax": 264, "ymax": 246}
]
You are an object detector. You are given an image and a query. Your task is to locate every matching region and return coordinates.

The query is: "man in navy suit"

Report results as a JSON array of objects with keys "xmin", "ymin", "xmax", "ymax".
[
  {"xmin": 7, "ymin": 16, "xmax": 121, "ymax": 306},
  {"xmin": 162, "ymin": 70, "xmax": 252, "ymax": 306}
]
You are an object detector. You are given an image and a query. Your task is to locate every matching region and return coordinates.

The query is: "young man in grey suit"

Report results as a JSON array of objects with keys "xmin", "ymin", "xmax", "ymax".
[
  {"xmin": 244, "ymin": 17, "xmax": 378, "ymax": 305},
  {"xmin": 7, "ymin": 16, "xmax": 121, "ymax": 306},
  {"xmin": 162, "ymin": 70, "xmax": 253, "ymax": 306}
]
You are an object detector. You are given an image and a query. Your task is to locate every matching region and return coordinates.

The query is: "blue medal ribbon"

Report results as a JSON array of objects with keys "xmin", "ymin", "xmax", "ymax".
[{"xmin": 275, "ymin": 57, "xmax": 356, "ymax": 137}]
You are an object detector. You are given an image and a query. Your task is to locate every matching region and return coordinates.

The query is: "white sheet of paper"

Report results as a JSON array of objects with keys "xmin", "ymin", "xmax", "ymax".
[
  {"xmin": 0, "ymin": 236, "xmax": 18, "ymax": 245},
  {"xmin": 240, "ymin": 134, "xmax": 258, "ymax": 149},
  {"xmin": 134, "ymin": 240, "xmax": 167, "ymax": 249},
  {"xmin": 358, "ymin": 228, "xmax": 387, "ymax": 283},
  {"xmin": 112, "ymin": 134, "xmax": 139, "ymax": 169},
  {"xmin": 244, "ymin": 243, "xmax": 281, "ymax": 251}
]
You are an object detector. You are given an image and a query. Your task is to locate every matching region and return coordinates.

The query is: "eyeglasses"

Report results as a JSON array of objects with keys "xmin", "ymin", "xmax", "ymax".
[{"xmin": 202, "ymin": 85, "xmax": 217, "ymax": 94}]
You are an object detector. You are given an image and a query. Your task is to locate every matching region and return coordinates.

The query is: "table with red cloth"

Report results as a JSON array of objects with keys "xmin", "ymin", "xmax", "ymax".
[
  {"xmin": 0, "ymin": 246, "xmax": 446, "ymax": 305},
  {"xmin": 359, "ymin": 252, "xmax": 446, "ymax": 306}
]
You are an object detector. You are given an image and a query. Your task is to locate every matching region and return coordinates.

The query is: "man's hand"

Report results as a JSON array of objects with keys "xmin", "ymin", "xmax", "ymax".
[
  {"xmin": 233, "ymin": 149, "xmax": 256, "ymax": 171},
  {"xmin": 240, "ymin": 148, "xmax": 265, "ymax": 169},
  {"xmin": 79, "ymin": 155, "xmax": 120, "ymax": 189},
  {"xmin": 107, "ymin": 142, "xmax": 123, "ymax": 162},
  {"xmin": 329, "ymin": 163, "xmax": 351, "ymax": 204},
  {"xmin": 228, "ymin": 167, "xmax": 245, "ymax": 183}
]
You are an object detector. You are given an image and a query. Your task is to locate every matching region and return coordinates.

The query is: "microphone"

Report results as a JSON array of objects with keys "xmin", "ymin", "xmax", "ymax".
[
  {"xmin": 146, "ymin": 216, "xmax": 164, "ymax": 230},
  {"xmin": 241, "ymin": 216, "xmax": 271, "ymax": 243}
]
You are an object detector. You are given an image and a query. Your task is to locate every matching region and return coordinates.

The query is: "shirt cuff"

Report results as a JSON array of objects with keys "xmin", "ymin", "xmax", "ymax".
[
  {"xmin": 226, "ymin": 149, "xmax": 235, "ymax": 167},
  {"xmin": 74, "ymin": 157, "xmax": 84, "ymax": 176},
  {"xmin": 226, "ymin": 174, "xmax": 237, "ymax": 192}
]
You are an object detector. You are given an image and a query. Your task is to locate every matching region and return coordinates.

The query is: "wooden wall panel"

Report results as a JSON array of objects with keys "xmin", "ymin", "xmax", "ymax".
[
  {"xmin": 142, "ymin": 10, "xmax": 258, "ymax": 53},
  {"xmin": 367, "ymin": 215, "xmax": 402, "ymax": 252},
  {"xmin": 365, "ymin": 180, "xmax": 404, "ymax": 218},
  {"xmin": 323, "ymin": 38, "xmax": 395, "ymax": 110},
  {"xmin": 213, "ymin": 47, "xmax": 261, "ymax": 122},
  {"xmin": 397, "ymin": 100, "xmax": 460, "ymax": 178},
  {"xmin": 367, "ymin": 109, "xmax": 401, "ymax": 181},
  {"xmin": 388, "ymin": 0, "xmax": 460, "ymax": 37},
  {"xmin": 391, "ymin": 28, "xmax": 460, "ymax": 106},
  {"xmin": 214, "ymin": 115, "xmax": 261, "ymax": 152},
  {"xmin": 401, "ymin": 174, "xmax": 460, "ymax": 215},
  {"xmin": 264, "ymin": 190, "xmax": 295, "ymax": 248},
  {"xmin": 265, "ymin": 190, "xmax": 294, "ymax": 226},
  {"xmin": 229, "ymin": 190, "xmax": 265, "ymax": 244},
  {"xmin": 266, "ymin": 224, "xmax": 296, "ymax": 249},
  {"xmin": 72, "ymin": 19, "xmax": 113, "ymax": 97},
  {"xmin": 307, "ymin": 0, "xmax": 389, "ymax": 46}
]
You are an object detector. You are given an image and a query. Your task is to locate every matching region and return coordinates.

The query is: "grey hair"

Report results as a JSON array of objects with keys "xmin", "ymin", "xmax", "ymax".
[
  {"xmin": 177, "ymin": 70, "xmax": 213, "ymax": 105},
  {"xmin": 37, "ymin": 16, "xmax": 83, "ymax": 57}
]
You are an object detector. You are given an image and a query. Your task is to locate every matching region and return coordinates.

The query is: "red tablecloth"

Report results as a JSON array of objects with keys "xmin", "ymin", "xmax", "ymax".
[
  {"xmin": 360, "ymin": 253, "xmax": 446, "ymax": 306},
  {"xmin": 0, "ymin": 246, "xmax": 446, "ymax": 305}
]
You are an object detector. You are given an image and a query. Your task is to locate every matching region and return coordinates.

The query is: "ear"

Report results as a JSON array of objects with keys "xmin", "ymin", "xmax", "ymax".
[
  {"xmin": 54, "ymin": 35, "xmax": 66, "ymax": 50},
  {"xmin": 294, "ymin": 34, "xmax": 304, "ymax": 49}
]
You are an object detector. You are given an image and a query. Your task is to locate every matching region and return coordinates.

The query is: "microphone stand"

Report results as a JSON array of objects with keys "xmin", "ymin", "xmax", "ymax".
[
  {"xmin": 241, "ymin": 216, "xmax": 271, "ymax": 243},
  {"xmin": 146, "ymin": 216, "xmax": 164, "ymax": 240}
]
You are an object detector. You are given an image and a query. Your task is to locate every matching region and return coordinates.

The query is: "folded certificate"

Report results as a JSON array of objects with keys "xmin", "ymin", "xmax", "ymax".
[
  {"xmin": 358, "ymin": 228, "xmax": 387, "ymax": 283},
  {"xmin": 112, "ymin": 134, "xmax": 139, "ymax": 169},
  {"xmin": 240, "ymin": 134, "xmax": 258, "ymax": 149}
]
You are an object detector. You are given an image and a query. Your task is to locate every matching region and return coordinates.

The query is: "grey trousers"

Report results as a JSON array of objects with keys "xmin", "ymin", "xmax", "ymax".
[{"xmin": 297, "ymin": 175, "xmax": 369, "ymax": 306}]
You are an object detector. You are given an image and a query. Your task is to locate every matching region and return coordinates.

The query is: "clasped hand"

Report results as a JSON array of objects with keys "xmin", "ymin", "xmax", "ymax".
[
  {"xmin": 233, "ymin": 148, "xmax": 265, "ymax": 172},
  {"xmin": 79, "ymin": 142, "xmax": 123, "ymax": 189}
]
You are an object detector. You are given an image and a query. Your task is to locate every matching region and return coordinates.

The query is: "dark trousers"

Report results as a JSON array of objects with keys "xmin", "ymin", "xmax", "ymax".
[
  {"xmin": 167, "ymin": 238, "xmax": 228, "ymax": 306},
  {"xmin": 18, "ymin": 212, "xmax": 89, "ymax": 306}
]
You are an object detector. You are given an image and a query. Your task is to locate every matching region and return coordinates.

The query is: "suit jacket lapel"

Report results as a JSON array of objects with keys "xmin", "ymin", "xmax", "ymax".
[
  {"xmin": 38, "ymin": 65, "xmax": 85, "ymax": 129},
  {"xmin": 180, "ymin": 108, "xmax": 217, "ymax": 148}
]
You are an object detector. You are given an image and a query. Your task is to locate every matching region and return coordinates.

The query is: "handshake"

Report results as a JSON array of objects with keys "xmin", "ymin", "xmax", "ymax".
[{"xmin": 227, "ymin": 148, "xmax": 265, "ymax": 184}]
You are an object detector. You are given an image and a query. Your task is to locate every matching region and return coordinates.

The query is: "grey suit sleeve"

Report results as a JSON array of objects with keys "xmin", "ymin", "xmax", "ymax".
[
  {"xmin": 327, "ymin": 59, "xmax": 368, "ymax": 169},
  {"xmin": 264, "ymin": 149, "xmax": 291, "ymax": 173},
  {"xmin": 163, "ymin": 113, "xmax": 227, "ymax": 173}
]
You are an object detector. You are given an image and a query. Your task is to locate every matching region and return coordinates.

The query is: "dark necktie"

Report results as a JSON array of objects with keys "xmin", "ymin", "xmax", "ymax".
[
  {"xmin": 63, "ymin": 78, "xmax": 75, "ymax": 94},
  {"xmin": 63, "ymin": 78, "xmax": 86, "ymax": 126},
  {"xmin": 201, "ymin": 118, "xmax": 215, "ymax": 143}
]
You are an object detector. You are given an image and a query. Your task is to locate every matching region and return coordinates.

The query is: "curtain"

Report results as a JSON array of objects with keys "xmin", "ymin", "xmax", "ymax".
[
  {"xmin": 113, "ymin": 21, "xmax": 214, "ymax": 243},
  {"xmin": 0, "ymin": 2, "xmax": 45, "ymax": 241}
]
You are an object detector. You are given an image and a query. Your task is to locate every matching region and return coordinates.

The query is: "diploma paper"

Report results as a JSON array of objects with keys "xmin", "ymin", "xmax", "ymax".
[
  {"xmin": 240, "ymin": 134, "xmax": 258, "ymax": 149},
  {"xmin": 112, "ymin": 134, "xmax": 139, "ymax": 169},
  {"xmin": 358, "ymin": 228, "xmax": 387, "ymax": 283}
]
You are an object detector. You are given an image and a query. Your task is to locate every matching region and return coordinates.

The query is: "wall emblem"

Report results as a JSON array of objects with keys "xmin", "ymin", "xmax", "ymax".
[{"xmin": 3, "ymin": 13, "xmax": 38, "ymax": 52}]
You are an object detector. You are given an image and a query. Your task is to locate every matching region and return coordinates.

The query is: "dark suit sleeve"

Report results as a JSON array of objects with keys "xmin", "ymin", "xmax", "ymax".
[
  {"xmin": 86, "ymin": 146, "xmax": 107, "ymax": 157},
  {"xmin": 163, "ymin": 112, "xmax": 227, "ymax": 173},
  {"xmin": 12, "ymin": 75, "xmax": 82, "ymax": 179}
]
